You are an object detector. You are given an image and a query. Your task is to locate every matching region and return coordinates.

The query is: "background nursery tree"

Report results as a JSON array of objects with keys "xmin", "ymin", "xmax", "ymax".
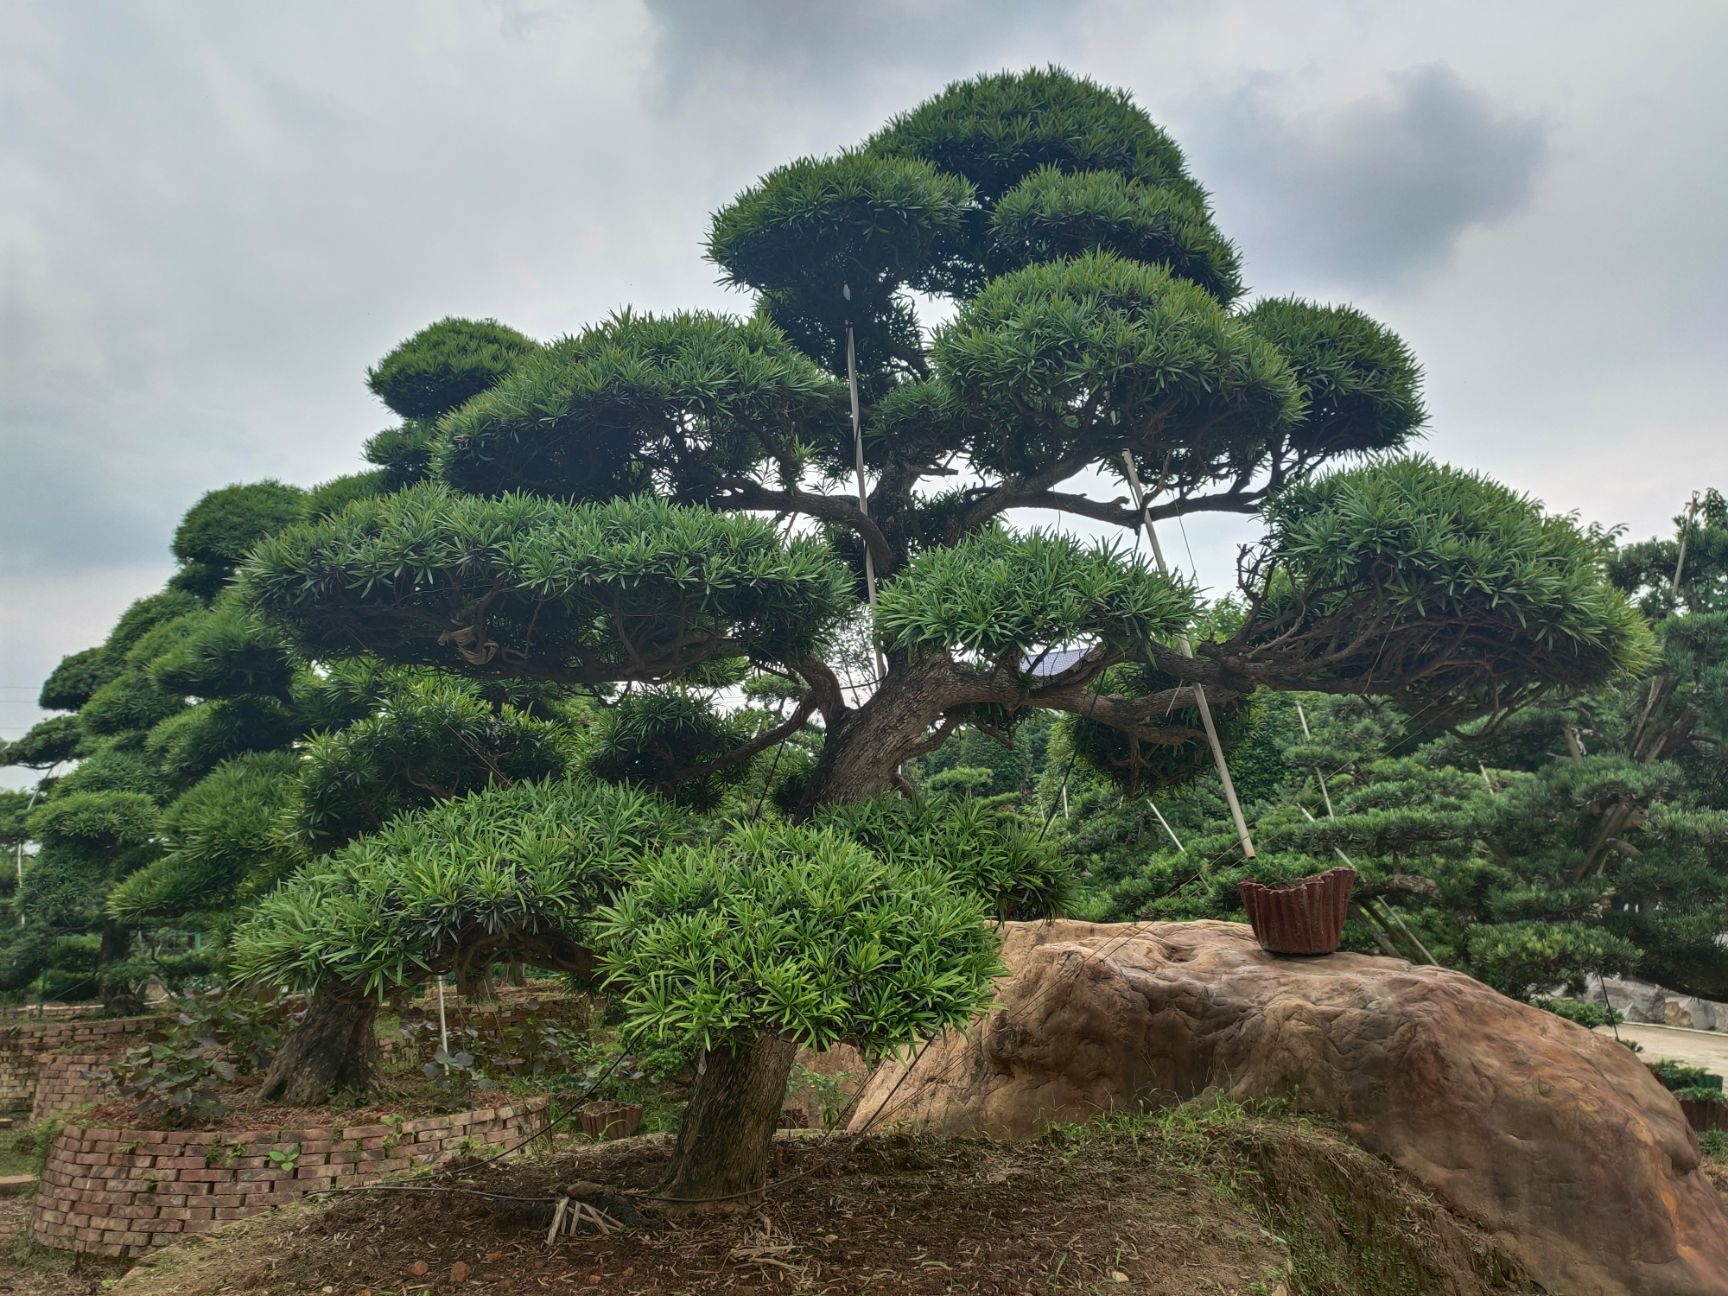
[
  {"xmin": 0, "ymin": 474, "xmax": 577, "ymax": 1010},
  {"xmin": 226, "ymin": 69, "xmax": 1648, "ymax": 1204}
]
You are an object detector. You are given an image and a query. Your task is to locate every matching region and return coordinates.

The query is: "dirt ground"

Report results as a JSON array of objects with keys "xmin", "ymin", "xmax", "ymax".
[
  {"xmin": 91, "ymin": 1108, "xmax": 1540, "ymax": 1296},
  {"xmin": 0, "ymin": 1192, "xmax": 122, "ymax": 1296}
]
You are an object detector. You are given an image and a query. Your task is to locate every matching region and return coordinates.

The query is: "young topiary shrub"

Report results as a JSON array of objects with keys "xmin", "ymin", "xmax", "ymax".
[
  {"xmin": 231, "ymin": 777, "xmax": 692, "ymax": 1103},
  {"xmin": 595, "ymin": 820, "xmax": 1002, "ymax": 1205}
]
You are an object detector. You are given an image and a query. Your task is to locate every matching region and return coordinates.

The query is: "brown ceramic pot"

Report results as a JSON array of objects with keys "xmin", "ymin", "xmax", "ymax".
[{"xmin": 1237, "ymin": 867, "xmax": 1355, "ymax": 955}]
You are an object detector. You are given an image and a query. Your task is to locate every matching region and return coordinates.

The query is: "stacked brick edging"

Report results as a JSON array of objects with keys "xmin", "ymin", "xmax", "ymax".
[
  {"xmin": 28, "ymin": 1096, "xmax": 550, "ymax": 1258},
  {"xmin": 32, "ymin": 1054, "xmax": 113, "ymax": 1122},
  {"xmin": 0, "ymin": 1017, "xmax": 158, "ymax": 1113}
]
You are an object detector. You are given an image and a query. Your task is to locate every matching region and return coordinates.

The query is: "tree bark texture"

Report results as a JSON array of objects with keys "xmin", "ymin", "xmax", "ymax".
[
  {"xmin": 98, "ymin": 922, "xmax": 145, "ymax": 1016},
  {"xmin": 259, "ymin": 993, "xmax": 380, "ymax": 1105},
  {"xmin": 655, "ymin": 1032, "xmax": 797, "ymax": 1211}
]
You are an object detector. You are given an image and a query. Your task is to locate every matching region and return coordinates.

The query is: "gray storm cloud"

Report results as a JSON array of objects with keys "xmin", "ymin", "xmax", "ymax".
[{"xmin": 1191, "ymin": 64, "xmax": 1549, "ymax": 287}]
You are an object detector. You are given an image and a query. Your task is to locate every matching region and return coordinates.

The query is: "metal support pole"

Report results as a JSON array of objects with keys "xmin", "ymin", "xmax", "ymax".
[{"xmin": 1120, "ymin": 452, "xmax": 1255, "ymax": 859}]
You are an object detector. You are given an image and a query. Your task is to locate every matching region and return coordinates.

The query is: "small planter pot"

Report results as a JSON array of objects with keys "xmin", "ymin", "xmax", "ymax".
[
  {"xmin": 1680, "ymin": 1097, "xmax": 1728, "ymax": 1134},
  {"xmin": 1238, "ymin": 867, "xmax": 1355, "ymax": 956},
  {"xmin": 578, "ymin": 1102, "xmax": 643, "ymax": 1140},
  {"xmin": 779, "ymin": 1107, "xmax": 809, "ymax": 1129}
]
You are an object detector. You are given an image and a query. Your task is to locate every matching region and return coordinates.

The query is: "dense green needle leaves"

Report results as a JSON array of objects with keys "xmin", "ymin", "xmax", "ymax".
[
  {"xmin": 868, "ymin": 67, "xmax": 1200, "ymax": 209},
  {"xmin": 811, "ymin": 795, "xmax": 1071, "ymax": 920},
  {"xmin": 1251, "ymin": 458, "xmax": 1654, "ymax": 715},
  {"xmin": 935, "ymin": 252, "xmax": 1301, "ymax": 479},
  {"xmin": 231, "ymin": 778, "xmax": 691, "ymax": 999},
  {"xmin": 875, "ymin": 527, "xmax": 1194, "ymax": 663},
  {"xmin": 241, "ymin": 484, "xmax": 854, "ymax": 679},
  {"xmin": 107, "ymin": 751, "xmax": 304, "ymax": 923},
  {"xmin": 1239, "ymin": 298, "xmax": 1425, "ymax": 458},
  {"xmin": 708, "ymin": 151, "xmax": 974, "ymax": 300},
  {"xmin": 292, "ymin": 676, "xmax": 570, "ymax": 850},
  {"xmin": 989, "ymin": 167, "xmax": 1243, "ymax": 303},
  {"xmin": 366, "ymin": 317, "xmax": 540, "ymax": 421},
  {"xmin": 596, "ymin": 820, "xmax": 1001, "ymax": 1055},
  {"xmin": 436, "ymin": 310, "xmax": 845, "ymax": 501}
]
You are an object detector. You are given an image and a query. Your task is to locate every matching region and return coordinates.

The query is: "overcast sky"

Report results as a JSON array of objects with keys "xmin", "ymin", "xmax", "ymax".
[{"xmin": 3, "ymin": 1, "xmax": 1725, "ymax": 773}]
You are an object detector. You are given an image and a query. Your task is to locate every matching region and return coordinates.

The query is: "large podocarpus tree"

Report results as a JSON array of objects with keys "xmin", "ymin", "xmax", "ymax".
[{"xmin": 239, "ymin": 70, "xmax": 1647, "ymax": 1203}]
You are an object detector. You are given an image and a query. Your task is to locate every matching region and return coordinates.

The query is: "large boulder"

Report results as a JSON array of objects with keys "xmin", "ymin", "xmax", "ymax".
[{"xmin": 849, "ymin": 919, "xmax": 1728, "ymax": 1296}]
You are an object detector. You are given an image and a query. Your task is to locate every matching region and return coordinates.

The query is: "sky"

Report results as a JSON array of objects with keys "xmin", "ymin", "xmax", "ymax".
[{"xmin": 3, "ymin": 0, "xmax": 1726, "ymax": 775}]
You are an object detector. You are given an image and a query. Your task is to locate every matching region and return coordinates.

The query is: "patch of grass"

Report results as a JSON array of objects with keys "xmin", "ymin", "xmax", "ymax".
[
  {"xmin": 0, "ymin": 1117, "xmax": 63, "ymax": 1180},
  {"xmin": 6, "ymin": 1224, "xmax": 126, "ymax": 1282},
  {"xmin": 1047, "ymin": 1096, "xmax": 1536, "ymax": 1296}
]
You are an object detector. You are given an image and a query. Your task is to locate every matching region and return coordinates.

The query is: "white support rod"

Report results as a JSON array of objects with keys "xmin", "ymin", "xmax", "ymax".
[
  {"xmin": 843, "ymin": 284, "xmax": 887, "ymax": 683},
  {"xmin": 436, "ymin": 977, "xmax": 450, "ymax": 1061},
  {"xmin": 1294, "ymin": 699, "xmax": 1335, "ymax": 818},
  {"xmin": 1145, "ymin": 797, "xmax": 1186, "ymax": 854},
  {"xmin": 1121, "ymin": 452, "xmax": 1256, "ymax": 859}
]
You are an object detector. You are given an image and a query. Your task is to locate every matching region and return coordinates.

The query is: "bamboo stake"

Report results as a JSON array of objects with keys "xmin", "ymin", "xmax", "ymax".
[
  {"xmin": 1293, "ymin": 699, "xmax": 1334, "ymax": 817},
  {"xmin": 843, "ymin": 284, "xmax": 888, "ymax": 682},
  {"xmin": 1145, "ymin": 798, "xmax": 1187, "ymax": 853},
  {"xmin": 1120, "ymin": 453, "xmax": 1255, "ymax": 859}
]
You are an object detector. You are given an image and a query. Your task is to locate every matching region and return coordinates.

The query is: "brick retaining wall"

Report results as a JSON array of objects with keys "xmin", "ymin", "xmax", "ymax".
[
  {"xmin": 28, "ymin": 1096, "xmax": 550, "ymax": 1258},
  {"xmin": 0, "ymin": 1017, "xmax": 157, "ymax": 1112},
  {"xmin": 31, "ymin": 1054, "xmax": 113, "ymax": 1122}
]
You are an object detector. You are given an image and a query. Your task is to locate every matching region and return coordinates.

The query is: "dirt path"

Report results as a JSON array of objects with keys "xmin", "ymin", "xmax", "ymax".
[{"xmin": 1598, "ymin": 1022, "xmax": 1728, "ymax": 1073}]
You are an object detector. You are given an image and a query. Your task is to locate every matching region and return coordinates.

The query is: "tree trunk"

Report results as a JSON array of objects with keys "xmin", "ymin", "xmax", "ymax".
[
  {"xmin": 97, "ymin": 922, "xmax": 145, "ymax": 1016},
  {"xmin": 455, "ymin": 952, "xmax": 497, "ymax": 1000},
  {"xmin": 656, "ymin": 1032, "xmax": 796, "ymax": 1211},
  {"xmin": 259, "ymin": 992, "xmax": 379, "ymax": 1104},
  {"xmin": 797, "ymin": 661, "xmax": 960, "ymax": 813}
]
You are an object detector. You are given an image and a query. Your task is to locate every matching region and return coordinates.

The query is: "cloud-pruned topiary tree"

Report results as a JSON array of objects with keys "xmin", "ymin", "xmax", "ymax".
[{"xmin": 227, "ymin": 69, "xmax": 1647, "ymax": 1203}]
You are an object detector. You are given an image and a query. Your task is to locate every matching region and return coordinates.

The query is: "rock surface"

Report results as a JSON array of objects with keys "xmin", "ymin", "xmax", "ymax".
[
  {"xmin": 848, "ymin": 919, "xmax": 1728, "ymax": 1296},
  {"xmin": 1588, "ymin": 973, "xmax": 1726, "ymax": 1032}
]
